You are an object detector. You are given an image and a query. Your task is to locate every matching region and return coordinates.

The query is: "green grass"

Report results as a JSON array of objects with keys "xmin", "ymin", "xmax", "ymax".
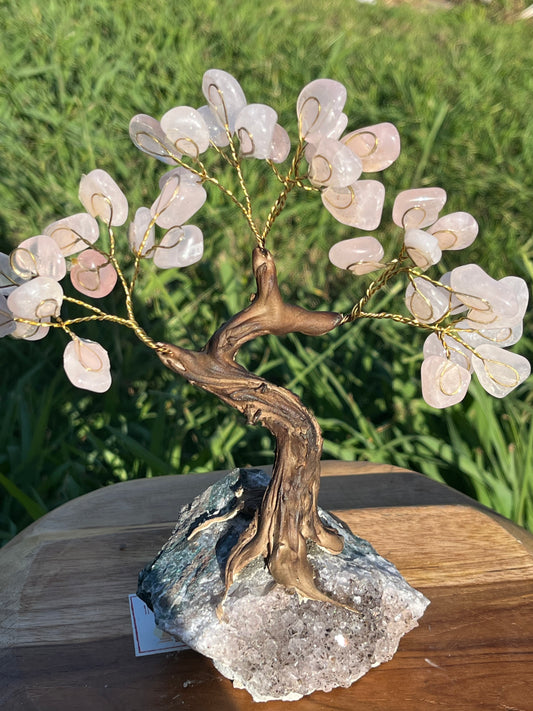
[{"xmin": 1, "ymin": 0, "xmax": 532, "ymax": 540}]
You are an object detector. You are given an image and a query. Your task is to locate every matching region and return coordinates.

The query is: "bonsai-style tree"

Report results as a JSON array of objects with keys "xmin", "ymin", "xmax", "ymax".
[{"xmin": 0, "ymin": 69, "xmax": 529, "ymax": 605}]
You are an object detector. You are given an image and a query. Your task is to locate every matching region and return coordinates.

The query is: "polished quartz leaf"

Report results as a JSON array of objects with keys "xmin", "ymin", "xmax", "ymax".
[
  {"xmin": 235, "ymin": 104, "xmax": 278, "ymax": 159},
  {"xmin": 421, "ymin": 355, "xmax": 471, "ymax": 408},
  {"xmin": 197, "ymin": 104, "xmax": 230, "ymax": 147},
  {"xmin": 423, "ymin": 332, "xmax": 473, "ymax": 372},
  {"xmin": 453, "ymin": 319, "xmax": 523, "ymax": 350},
  {"xmin": 297, "ymin": 79, "xmax": 347, "ymax": 140},
  {"xmin": 328, "ymin": 236, "xmax": 384, "ymax": 274},
  {"xmin": 404, "ymin": 229, "xmax": 442, "ymax": 270},
  {"xmin": 44, "ymin": 213, "xmax": 99, "ymax": 257},
  {"xmin": 7, "ymin": 276, "xmax": 63, "ymax": 320},
  {"xmin": 308, "ymin": 138, "xmax": 362, "ymax": 188},
  {"xmin": 405, "ymin": 277, "xmax": 449, "ymax": 323},
  {"xmin": 322, "ymin": 180, "xmax": 385, "ymax": 229},
  {"xmin": 0, "ymin": 294, "xmax": 15, "ymax": 337},
  {"xmin": 153, "ymin": 225, "xmax": 204, "ymax": 269},
  {"xmin": 160, "ymin": 106, "xmax": 210, "ymax": 158},
  {"xmin": 11, "ymin": 317, "xmax": 50, "ymax": 341},
  {"xmin": 392, "ymin": 188, "xmax": 447, "ymax": 229},
  {"xmin": 129, "ymin": 207, "xmax": 156, "ymax": 257},
  {"xmin": 129, "ymin": 114, "xmax": 178, "ymax": 164},
  {"xmin": 428, "ymin": 212, "xmax": 478, "ymax": 250},
  {"xmin": 472, "ymin": 344, "xmax": 530, "ymax": 398},
  {"xmin": 151, "ymin": 174, "xmax": 207, "ymax": 229},
  {"xmin": 10, "ymin": 235, "xmax": 66, "ymax": 281},
  {"xmin": 158, "ymin": 165, "xmax": 202, "ymax": 191},
  {"xmin": 438, "ymin": 272, "xmax": 468, "ymax": 315},
  {"xmin": 71, "ymin": 250, "xmax": 118, "ymax": 298},
  {"xmin": 342, "ymin": 123, "xmax": 400, "ymax": 173},
  {"xmin": 0, "ymin": 252, "xmax": 25, "ymax": 295},
  {"xmin": 269, "ymin": 124, "xmax": 291, "ymax": 163},
  {"xmin": 202, "ymin": 69, "xmax": 247, "ymax": 134},
  {"xmin": 63, "ymin": 338, "xmax": 112, "ymax": 392},
  {"xmin": 79, "ymin": 169, "xmax": 129, "ymax": 227},
  {"xmin": 450, "ymin": 265, "xmax": 521, "ymax": 326}
]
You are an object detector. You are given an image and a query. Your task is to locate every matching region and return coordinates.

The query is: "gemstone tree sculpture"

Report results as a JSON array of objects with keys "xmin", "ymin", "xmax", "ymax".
[{"xmin": 1, "ymin": 69, "xmax": 530, "ymax": 700}]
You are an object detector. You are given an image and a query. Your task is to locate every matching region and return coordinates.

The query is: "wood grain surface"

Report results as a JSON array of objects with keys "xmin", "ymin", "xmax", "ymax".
[{"xmin": 1, "ymin": 461, "xmax": 532, "ymax": 711}]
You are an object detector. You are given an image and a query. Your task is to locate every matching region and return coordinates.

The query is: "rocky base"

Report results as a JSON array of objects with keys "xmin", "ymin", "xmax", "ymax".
[{"xmin": 138, "ymin": 468, "xmax": 429, "ymax": 702}]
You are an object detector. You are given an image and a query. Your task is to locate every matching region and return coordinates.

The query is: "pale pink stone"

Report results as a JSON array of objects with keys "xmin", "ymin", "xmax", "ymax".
[
  {"xmin": 153, "ymin": 225, "xmax": 204, "ymax": 269},
  {"xmin": 158, "ymin": 166, "xmax": 202, "ymax": 191},
  {"xmin": 11, "ymin": 317, "xmax": 50, "ymax": 341},
  {"xmin": 439, "ymin": 272, "xmax": 468, "ymax": 315},
  {"xmin": 404, "ymin": 229, "xmax": 442, "ymax": 270},
  {"xmin": 197, "ymin": 105, "xmax": 230, "ymax": 147},
  {"xmin": 472, "ymin": 344, "xmax": 530, "ymax": 398},
  {"xmin": 70, "ymin": 250, "xmax": 118, "ymax": 298},
  {"xmin": 0, "ymin": 252, "xmax": 25, "ymax": 295},
  {"xmin": 63, "ymin": 338, "xmax": 112, "ymax": 392},
  {"xmin": 405, "ymin": 277, "xmax": 449, "ymax": 323},
  {"xmin": 160, "ymin": 106, "xmax": 210, "ymax": 158},
  {"xmin": 269, "ymin": 124, "xmax": 291, "ymax": 163},
  {"xmin": 79, "ymin": 169, "xmax": 129, "ymax": 227},
  {"xmin": 305, "ymin": 113, "xmax": 348, "ymax": 146},
  {"xmin": 44, "ymin": 213, "xmax": 99, "ymax": 257},
  {"xmin": 392, "ymin": 188, "xmax": 447, "ymax": 229},
  {"xmin": 129, "ymin": 114, "xmax": 178, "ymax": 164},
  {"xmin": 322, "ymin": 180, "xmax": 385, "ymax": 229},
  {"xmin": 129, "ymin": 207, "xmax": 156, "ymax": 257},
  {"xmin": 151, "ymin": 174, "xmax": 207, "ymax": 229},
  {"xmin": 10, "ymin": 235, "xmax": 66, "ymax": 281},
  {"xmin": 342, "ymin": 123, "xmax": 401, "ymax": 172},
  {"xmin": 7, "ymin": 276, "xmax": 63, "ymax": 320},
  {"xmin": 0, "ymin": 294, "xmax": 15, "ymax": 337},
  {"xmin": 453, "ymin": 319, "xmax": 523, "ymax": 350},
  {"xmin": 450, "ymin": 265, "xmax": 521, "ymax": 326},
  {"xmin": 328, "ymin": 237, "xmax": 384, "ymax": 274},
  {"xmin": 202, "ymin": 69, "xmax": 247, "ymax": 134},
  {"xmin": 423, "ymin": 332, "xmax": 473, "ymax": 372},
  {"xmin": 428, "ymin": 212, "xmax": 478, "ymax": 250},
  {"xmin": 421, "ymin": 355, "xmax": 471, "ymax": 408},
  {"xmin": 297, "ymin": 79, "xmax": 347, "ymax": 140},
  {"xmin": 308, "ymin": 138, "xmax": 362, "ymax": 188},
  {"xmin": 235, "ymin": 104, "xmax": 278, "ymax": 159}
]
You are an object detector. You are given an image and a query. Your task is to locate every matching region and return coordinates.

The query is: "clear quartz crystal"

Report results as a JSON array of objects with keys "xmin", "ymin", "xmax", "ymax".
[
  {"xmin": 405, "ymin": 277, "xmax": 449, "ymax": 323},
  {"xmin": 129, "ymin": 114, "xmax": 177, "ymax": 164},
  {"xmin": 7, "ymin": 276, "xmax": 63, "ymax": 320},
  {"xmin": 297, "ymin": 79, "xmax": 347, "ymax": 140},
  {"xmin": 308, "ymin": 138, "xmax": 362, "ymax": 188},
  {"xmin": 423, "ymin": 332, "xmax": 473, "ymax": 372},
  {"xmin": 404, "ymin": 229, "xmax": 442, "ymax": 270},
  {"xmin": 129, "ymin": 207, "xmax": 156, "ymax": 257},
  {"xmin": 202, "ymin": 69, "xmax": 247, "ymax": 135},
  {"xmin": 0, "ymin": 294, "xmax": 15, "ymax": 337},
  {"xmin": 44, "ymin": 213, "xmax": 99, "ymax": 257},
  {"xmin": 153, "ymin": 225, "xmax": 204, "ymax": 269},
  {"xmin": 151, "ymin": 174, "xmax": 207, "ymax": 229},
  {"xmin": 235, "ymin": 104, "xmax": 278, "ymax": 159}
]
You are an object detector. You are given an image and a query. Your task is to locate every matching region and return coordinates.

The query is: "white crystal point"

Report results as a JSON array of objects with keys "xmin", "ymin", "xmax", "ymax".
[
  {"xmin": 197, "ymin": 104, "xmax": 230, "ymax": 147},
  {"xmin": 342, "ymin": 122, "xmax": 401, "ymax": 172},
  {"xmin": 63, "ymin": 338, "xmax": 112, "ymax": 392},
  {"xmin": 129, "ymin": 207, "xmax": 156, "ymax": 257},
  {"xmin": 0, "ymin": 252, "xmax": 25, "ymax": 295},
  {"xmin": 297, "ymin": 79, "xmax": 347, "ymax": 140},
  {"xmin": 160, "ymin": 106, "xmax": 210, "ymax": 158},
  {"xmin": 421, "ymin": 355, "xmax": 471, "ymax": 408},
  {"xmin": 453, "ymin": 319, "xmax": 523, "ymax": 350},
  {"xmin": 322, "ymin": 179, "xmax": 385, "ymax": 229},
  {"xmin": 472, "ymin": 344, "xmax": 530, "ymax": 398},
  {"xmin": 0, "ymin": 294, "xmax": 15, "ymax": 337},
  {"xmin": 153, "ymin": 225, "xmax": 204, "ymax": 269},
  {"xmin": 202, "ymin": 69, "xmax": 247, "ymax": 134},
  {"xmin": 269, "ymin": 124, "xmax": 291, "ymax": 163},
  {"xmin": 79, "ymin": 169, "xmax": 129, "ymax": 227},
  {"xmin": 10, "ymin": 235, "xmax": 66, "ymax": 281},
  {"xmin": 428, "ymin": 212, "xmax": 478, "ymax": 250},
  {"xmin": 423, "ymin": 332, "xmax": 473, "ymax": 372},
  {"xmin": 44, "ymin": 213, "xmax": 99, "ymax": 257},
  {"xmin": 308, "ymin": 138, "xmax": 362, "ymax": 188},
  {"xmin": 129, "ymin": 114, "xmax": 178, "ymax": 164},
  {"xmin": 392, "ymin": 188, "xmax": 447, "ymax": 229},
  {"xmin": 235, "ymin": 104, "xmax": 278, "ymax": 159},
  {"xmin": 328, "ymin": 236, "xmax": 384, "ymax": 274},
  {"xmin": 404, "ymin": 229, "xmax": 442, "ymax": 270},
  {"xmin": 450, "ymin": 265, "xmax": 524, "ymax": 326},
  {"xmin": 7, "ymin": 276, "xmax": 63, "ymax": 321},
  {"xmin": 405, "ymin": 277, "xmax": 450, "ymax": 323},
  {"xmin": 151, "ymin": 174, "xmax": 207, "ymax": 229}
]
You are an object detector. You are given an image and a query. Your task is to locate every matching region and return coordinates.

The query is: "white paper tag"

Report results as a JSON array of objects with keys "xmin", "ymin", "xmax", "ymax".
[{"xmin": 129, "ymin": 594, "xmax": 188, "ymax": 656}]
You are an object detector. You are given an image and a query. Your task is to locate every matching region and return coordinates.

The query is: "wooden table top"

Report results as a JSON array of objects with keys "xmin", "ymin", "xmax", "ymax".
[{"xmin": 1, "ymin": 461, "xmax": 532, "ymax": 710}]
